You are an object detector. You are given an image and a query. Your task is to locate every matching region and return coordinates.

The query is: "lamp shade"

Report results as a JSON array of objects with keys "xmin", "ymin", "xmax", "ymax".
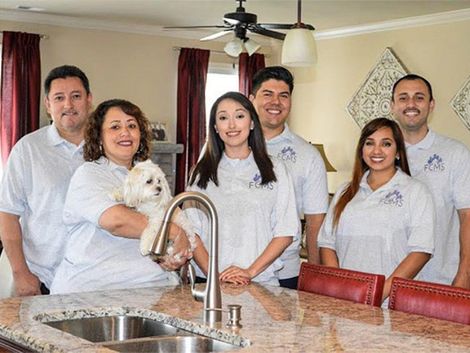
[
  {"xmin": 244, "ymin": 38, "xmax": 261, "ymax": 56},
  {"xmin": 224, "ymin": 38, "xmax": 243, "ymax": 57},
  {"xmin": 312, "ymin": 144, "xmax": 336, "ymax": 172},
  {"xmin": 281, "ymin": 27, "xmax": 317, "ymax": 67}
]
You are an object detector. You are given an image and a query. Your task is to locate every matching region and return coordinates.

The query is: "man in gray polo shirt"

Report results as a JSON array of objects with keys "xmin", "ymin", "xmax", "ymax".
[
  {"xmin": 391, "ymin": 73, "xmax": 470, "ymax": 288},
  {"xmin": 250, "ymin": 66, "xmax": 329, "ymax": 289},
  {"xmin": 0, "ymin": 65, "xmax": 92, "ymax": 296}
]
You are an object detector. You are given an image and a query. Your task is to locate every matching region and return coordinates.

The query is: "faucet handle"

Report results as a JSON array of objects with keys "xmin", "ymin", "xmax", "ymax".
[{"xmin": 187, "ymin": 263, "xmax": 205, "ymax": 302}]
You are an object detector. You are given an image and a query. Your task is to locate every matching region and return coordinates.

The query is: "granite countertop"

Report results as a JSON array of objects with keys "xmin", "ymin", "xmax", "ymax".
[{"xmin": 0, "ymin": 283, "xmax": 469, "ymax": 352}]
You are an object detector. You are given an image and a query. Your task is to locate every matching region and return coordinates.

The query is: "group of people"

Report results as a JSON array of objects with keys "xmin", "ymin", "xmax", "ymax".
[{"xmin": 0, "ymin": 64, "xmax": 468, "ymax": 306}]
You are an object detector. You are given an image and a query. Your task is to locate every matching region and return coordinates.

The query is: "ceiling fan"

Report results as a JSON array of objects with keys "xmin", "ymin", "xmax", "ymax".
[{"xmin": 164, "ymin": 0, "xmax": 297, "ymax": 42}]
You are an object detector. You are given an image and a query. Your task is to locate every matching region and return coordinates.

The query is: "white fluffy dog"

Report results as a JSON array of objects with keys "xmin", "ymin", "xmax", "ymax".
[{"xmin": 113, "ymin": 159, "xmax": 196, "ymax": 259}]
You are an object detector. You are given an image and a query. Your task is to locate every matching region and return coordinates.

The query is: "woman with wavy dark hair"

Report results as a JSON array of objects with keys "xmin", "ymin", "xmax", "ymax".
[
  {"xmin": 51, "ymin": 99, "xmax": 190, "ymax": 294},
  {"xmin": 318, "ymin": 118, "xmax": 435, "ymax": 305},
  {"xmin": 187, "ymin": 92, "xmax": 298, "ymax": 286}
]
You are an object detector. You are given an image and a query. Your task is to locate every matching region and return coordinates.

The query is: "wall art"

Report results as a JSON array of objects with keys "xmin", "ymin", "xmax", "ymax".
[{"xmin": 347, "ymin": 47, "xmax": 409, "ymax": 128}]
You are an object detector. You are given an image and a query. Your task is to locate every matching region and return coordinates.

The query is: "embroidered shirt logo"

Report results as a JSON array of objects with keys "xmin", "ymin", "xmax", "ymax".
[
  {"xmin": 248, "ymin": 173, "xmax": 274, "ymax": 190},
  {"xmin": 424, "ymin": 154, "xmax": 445, "ymax": 172},
  {"xmin": 277, "ymin": 146, "xmax": 297, "ymax": 163},
  {"xmin": 381, "ymin": 190, "xmax": 403, "ymax": 207}
]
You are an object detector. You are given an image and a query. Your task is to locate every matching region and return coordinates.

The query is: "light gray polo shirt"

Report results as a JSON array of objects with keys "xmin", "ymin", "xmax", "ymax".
[
  {"xmin": 318, "ymin": 169, "xmax": 435, "ymax": 281},
  {"xmin": 266, "ymin": 124, "xmax": 329, "ymax": 279},
  {"xmin": 406, "ymin": 129, "xmax": 470, "ymax": 284},
  {"xmin": 186, "ymin": 152, "xmax": 299, "ymax": 285},
  {"xmin": 0, "ymin": 124, "xmax": 84, "ymax": 287},
  {"xmin": 50, "ymin": 157, "xmax": 171, "ymax": 294}
]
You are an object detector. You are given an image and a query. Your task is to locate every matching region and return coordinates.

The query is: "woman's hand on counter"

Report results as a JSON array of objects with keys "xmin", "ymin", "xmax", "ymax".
[{"xmin": 220, "ymin": 266, "xmax": 251, "ymax": 285}]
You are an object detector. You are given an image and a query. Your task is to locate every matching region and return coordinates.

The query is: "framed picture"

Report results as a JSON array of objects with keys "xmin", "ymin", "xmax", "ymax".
[
  {"xmin": 346, "ymin": 47, "xmax": 409, "ymax": 128},
  {"xmin": 451, "ymin": 76, "xmax": 470, "ymax": 131}
]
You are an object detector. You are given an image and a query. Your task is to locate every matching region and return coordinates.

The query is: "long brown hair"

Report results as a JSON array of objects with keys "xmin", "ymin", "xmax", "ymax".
[
  {"xmin": 188, "ymin": 91, "xmax": 276, "ymax": 189},
  {"xmin": 332, "ymin": 118, "xmax": 410, "ymax": 228}
]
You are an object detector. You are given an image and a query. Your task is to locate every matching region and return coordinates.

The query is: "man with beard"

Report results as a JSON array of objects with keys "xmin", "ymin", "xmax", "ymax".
[
  {"xmin": 250, "ymin": 66, "xmax": 329, "ymax": 289},
  {"xmin": 391, "ymin": 74, "xmax": 470, "ymax": 289},
  {"xmin": 0, "ymin": 65, "xmax": 93, "ymax": 296}
]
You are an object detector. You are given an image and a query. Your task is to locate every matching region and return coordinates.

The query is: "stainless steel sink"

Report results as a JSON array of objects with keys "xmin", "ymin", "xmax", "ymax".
[
  {"xmin": 43, "ymin": 315, "xmax": 190, "ymax": 342},
  {"xmin": 103, "ymin": 336, "xmax": 240, "ymax": 353}
]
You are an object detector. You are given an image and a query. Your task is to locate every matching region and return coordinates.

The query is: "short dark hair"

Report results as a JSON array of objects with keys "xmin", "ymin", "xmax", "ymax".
[
  {"xmin": 44, "ymin": 65, "xmax": 91, "ymax": 96},
  {"xmin": 188, "ymin": 91, "xmax": 276, "ymax": 189},
  {"xmin": 251, "ymin": 66, "xmax": 294, "ymax": 95},
  {"xmin": 83, "ymin": 99, "xmax": 150, "ymax": 163},
  {"xmin": 392, "ymin": 74, "xmax": 433, "ymax": 101}
]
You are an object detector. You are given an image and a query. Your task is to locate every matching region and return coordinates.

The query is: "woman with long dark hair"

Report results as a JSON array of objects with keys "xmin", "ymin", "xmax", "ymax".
[
  {"xmin": 318, "ymin": 118, "xmax": 435, "ymax": 304},
  {"xmin": 187, "ymin": 92, "xmax": 298, "ymax": 286}
]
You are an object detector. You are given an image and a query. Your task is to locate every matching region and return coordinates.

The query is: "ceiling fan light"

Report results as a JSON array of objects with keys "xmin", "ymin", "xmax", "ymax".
[
  {"xmin": 244, "ymin": 38, "xmax": 261, "ymax": 56},
  {"xmin": 281, "ymin": 27, "xmax": 317, "ymax": 67},
  {"xmin": 224, "ymin": 38, "xmax": 244, "ymax": 57}
]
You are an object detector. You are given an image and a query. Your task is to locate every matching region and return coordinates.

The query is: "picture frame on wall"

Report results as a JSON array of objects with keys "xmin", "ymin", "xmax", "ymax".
[{"xmin": 346, "ymin": 47, "xmax": 409, "ymax": 128}]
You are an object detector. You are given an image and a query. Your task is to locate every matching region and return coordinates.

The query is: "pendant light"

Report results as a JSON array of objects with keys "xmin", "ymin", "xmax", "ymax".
[{"xmin": 281, "ymin": 0, "xmax": 317, "ymax": 67}]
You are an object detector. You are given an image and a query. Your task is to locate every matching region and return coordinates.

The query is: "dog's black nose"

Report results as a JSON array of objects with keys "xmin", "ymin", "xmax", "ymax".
[{"xmin": 156, "ymin": 186, "xmax": 162, "ymax": 193}]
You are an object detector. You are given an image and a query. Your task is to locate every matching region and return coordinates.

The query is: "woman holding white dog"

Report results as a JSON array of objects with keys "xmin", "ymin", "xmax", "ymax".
[
  {"xmin": 51, "ymin": 99, "xmax": 192, "ymax": 294},
  {"xmin": 186, "ymin": 92, "xmax": 299, "ymax": 286}
]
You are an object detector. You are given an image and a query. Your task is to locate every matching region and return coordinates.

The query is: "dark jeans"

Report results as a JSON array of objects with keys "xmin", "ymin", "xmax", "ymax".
[
  {"xmin": 40, "ymin": 283, "xmax": 50, "ymax": 295},
  {"xmin": 279, "ymin": 276, "xmax": 298, "ymax": 289}
]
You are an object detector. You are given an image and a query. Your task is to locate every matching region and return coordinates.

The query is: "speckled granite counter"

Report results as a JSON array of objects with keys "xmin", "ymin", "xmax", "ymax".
[{"xmin": 0, "ymin": 283, "xmax": 469, "ymax": 352}]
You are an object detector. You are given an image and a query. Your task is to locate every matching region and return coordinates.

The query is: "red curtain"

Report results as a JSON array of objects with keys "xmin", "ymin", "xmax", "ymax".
[
  {"xmin": 175, "ymin": 48, "xmax": 210, "ymax": 194},
  {"xmin": 238, "ymin": 53, "xmax": 265, "ymax": 96},
  {"xmin": 0, "ymin": 31, "xmax": 41, "ymax": 165}
]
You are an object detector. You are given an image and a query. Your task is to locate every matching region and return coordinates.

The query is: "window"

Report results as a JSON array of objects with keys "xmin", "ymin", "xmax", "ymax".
[{"xmin": 205, "ymin": 63, "xmax": 238, "ymax": 122}]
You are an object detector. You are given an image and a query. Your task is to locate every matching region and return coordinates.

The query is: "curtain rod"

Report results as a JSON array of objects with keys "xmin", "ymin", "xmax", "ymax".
[
  {"xmin": 173, "ymin": 46, "xmax": 226, "ymax": 56},
  {"xmin": 172, "ymin": 46, "xmax": 269, "ymax": 57},
  {"xmin": 0, "ymin": 31, "xmax": 48, "ymax": 39}
]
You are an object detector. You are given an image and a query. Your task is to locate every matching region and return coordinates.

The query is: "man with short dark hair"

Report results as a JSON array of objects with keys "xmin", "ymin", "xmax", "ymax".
[
  {"xmin": 250, "ymin": 66, "xmax": 329, "ymax": 289},
  {"xmin": 391, "ymin": 74, "xmax": 470, "ymax": 289},
  {"xmin": 0, "ymin": 65, "xmax": 93, "ymax": 296}
]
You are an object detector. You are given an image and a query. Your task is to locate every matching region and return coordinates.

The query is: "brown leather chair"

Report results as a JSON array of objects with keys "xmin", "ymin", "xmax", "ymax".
[
  {"xmin": 297, "ymin": 263, "xmax": 385, "ymax": 307},
  {"xmin": 388, "ymin": 277, "xmax": 470, "ymax": 325}
]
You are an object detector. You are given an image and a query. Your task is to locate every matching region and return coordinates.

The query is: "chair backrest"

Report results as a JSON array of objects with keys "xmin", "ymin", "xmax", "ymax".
[
  {"xmin": 388, "ymin": 277, "xmax": 470, "ymax": 325},
  {"xmin": 297, "ymin": 263, "xmax": 385, "ymax": 307}
]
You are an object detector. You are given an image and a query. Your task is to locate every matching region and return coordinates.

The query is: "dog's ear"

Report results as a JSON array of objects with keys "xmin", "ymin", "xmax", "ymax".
[{"xmin": 122, "ymin": 168, "xmax": 144, "ymax": 207}]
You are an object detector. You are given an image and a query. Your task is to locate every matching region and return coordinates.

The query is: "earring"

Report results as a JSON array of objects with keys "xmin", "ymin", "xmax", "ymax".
[
  {"xmin": 396, "ymin": 155, "xmax": 400, "ymax": 161},
  {"xmin": 214, "ymin": 126, "xmax": 219, "ymax": 134},
  {"xmin": 99, "ymin": 143, "xmax": 103, "ymax": 155},
  {"xmin": 250, "ymin": 122, "xmax": 254, "ymax": 130}
]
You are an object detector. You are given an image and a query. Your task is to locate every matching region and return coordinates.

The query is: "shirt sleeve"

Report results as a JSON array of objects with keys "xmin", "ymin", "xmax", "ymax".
[
  {"xmin": 271, "ymin": 161, "xmax": 300, "ymax": 240},
  {"xmin": 183, "ymin": 183, "xmax": 210, "ymax": 244},
  {"xmin": 451, "ymin": 143, "xmax": 470, "ymax": 210},
  {"xmin": 0, "ymin": 142, "xmax": 28, "ymax": 215},
  {"xmin": 63, "ymin": 165, "xmax": 122, "ymax": 227},
  {"xmin": 407, "ymin": 181, "xmax": 435, "ymax": 255},
  {"xmin": 317, "ymin": 183, "xmax": 348, "ymax": 250},
  {"xmin": 302, "ymin": 145, "xmax": 329, "ymax": 215}
]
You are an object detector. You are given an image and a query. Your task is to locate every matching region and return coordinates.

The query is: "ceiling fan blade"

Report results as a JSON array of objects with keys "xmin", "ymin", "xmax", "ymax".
[
  {"xmin": 249, "ymin": 25, "xmax": 286, "ymax": 40},
  {"xmin": 163, "ymin": 25, "xmax": 228, "ymax": 30},
  {"xmin": 200, "ymin": 30, "xmax": 233, "ymax": 41},
  {"xmin": 258, "ymin": 23, "xmax": 293, "ymax": 30},
  {"xmin": 223, "ymin": 17, "xmax": 240, "ymax": 26}
]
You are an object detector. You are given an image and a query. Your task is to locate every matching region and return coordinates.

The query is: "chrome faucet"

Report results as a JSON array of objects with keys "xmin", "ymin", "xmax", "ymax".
[{"xmin": 150, "ymin": 191, "xmax": 222, "ymax": 326}]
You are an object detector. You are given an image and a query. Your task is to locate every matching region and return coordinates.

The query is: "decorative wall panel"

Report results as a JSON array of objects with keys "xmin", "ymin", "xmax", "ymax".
[
  {"xmin": 451, "ymin": 76, "xmax": 470, "ymax": 131},
  {"xmin": 347, "ymin": 48, "xmax": 408, "ymax": 128}
]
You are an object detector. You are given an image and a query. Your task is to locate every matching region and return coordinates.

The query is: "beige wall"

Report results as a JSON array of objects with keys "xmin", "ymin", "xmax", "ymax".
[
  {"xmin": 285, "ymin": 20, "xmax": 470, "ymax": 191},
  {"xmin": 1, "ymin": 19, "xmax": 469, "ymax": 192}
]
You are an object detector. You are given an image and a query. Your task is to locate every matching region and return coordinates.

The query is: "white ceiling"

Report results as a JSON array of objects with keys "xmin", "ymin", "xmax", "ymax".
[{"xmin": 2, "ymin": 0, "xmax": 470, "ymax": 40}]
